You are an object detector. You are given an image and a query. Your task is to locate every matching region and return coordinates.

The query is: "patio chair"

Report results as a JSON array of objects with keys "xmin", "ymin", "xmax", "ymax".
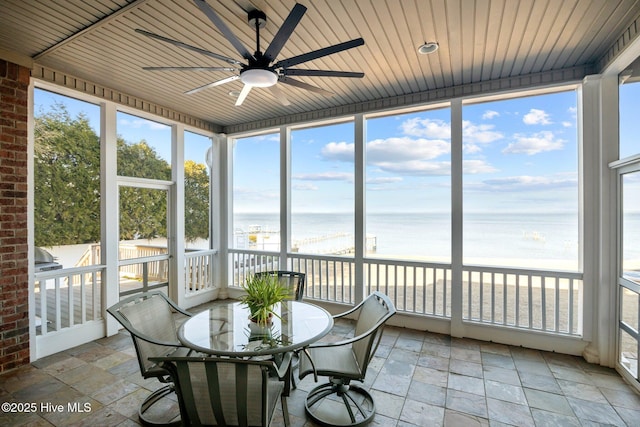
[
  {"xmin": 106, "ymin": 291, "xmax": 193, "ymax": 426},
  {"xmin": 149, "ymin": 354, "xmax": 292, "ymax": 427},
  {"xmin": 257, "ymin": 270, "xmax": 306, "ymax": 301},
  {"xmin": 298, "ymin": 291, "xmax": 396, "ymax": 427}
]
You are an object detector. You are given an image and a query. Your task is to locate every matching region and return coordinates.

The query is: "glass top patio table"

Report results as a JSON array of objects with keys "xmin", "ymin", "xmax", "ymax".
[{"xmin": 178, "ymin": 300, "xmax": 334, "ymax": 356}]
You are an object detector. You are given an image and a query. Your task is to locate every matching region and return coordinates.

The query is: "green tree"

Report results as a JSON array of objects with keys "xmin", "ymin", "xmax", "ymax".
[
  {"xmin": 117, "ymin": 139, "xmax": 171, "ymax": 240},
  {"xmin": 185, "ymin": 160, "xmax": 210, "ymax": 241},
  {"xmin": 34, "ymin": 104, "xmax": 101, "ymax": 246},
  {"xmin": 34, "ymin": 104, "xmax": 211, "ymax": 246}
]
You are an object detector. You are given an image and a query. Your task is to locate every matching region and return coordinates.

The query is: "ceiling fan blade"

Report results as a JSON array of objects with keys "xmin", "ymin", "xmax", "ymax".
[
  {"xmin": 274, "ymin": 38, "xmax": 365, "ymax": 69},
  {"xmin": 235, "ymin": 84, "xmax": 252, "ymax": 106},
  {"xmin": 143, "ymin": 66, "xmax": 237, "ymax": 72},
  {"xmin": 283, "ymin": 69, "xmax": 364, "ymax": 78},
  {"xmin": 192, "ymin": 0, "xmax": 255, "ymax": 61},
  {"xmin": 263, "ymin": 3, "xmax": 307, "ymax": 62},
  {"xmin": 268, "ymin": 85, "xmax": 291, "ymax": 106},
  {"xmin": 279, "ymin": 76, "xmax": 334, "ymax": 97},
  {"xmin": 185, "ymin": 75, "xmax": 239, "ymax": 94},
  {"xmin": 135, "ymin": 29, "xmax": 241, "ymax": 65}
]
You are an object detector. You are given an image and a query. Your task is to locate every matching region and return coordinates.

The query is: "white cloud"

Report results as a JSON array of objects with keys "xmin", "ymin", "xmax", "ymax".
[
  {"xmin": 321, "ymin": 137, "xmax": 450, "ymax": 163},
  {"xmin": 320, "ymin": 141, "xmax": 353, "ymax": 162},
  {"xmin": 374, "ymin": 160, "xmax": 451, "ymax": 176},
  {"xmin": 479, "ymin": 174, "xmax": 577, "ymax": 191},
  {"xmin": 463, "ymin": 160, "xmax": 498, "ymax": 174},
  {"xmin": 562, "ymin": 121, "xmax": 572, "ymax": 128},
  {"xmin": 400, "ymin": 118, "xmax": 451, "ymax": 138},
  {"xmin": 463, "ymin": 144, "xmax": 482, "ymax": 154},
  {"xmin": 293, "ymin": 172, "xmax": 353, "ymax": 182},
  {"xmin": 522, "ymin": 109, "xmax": 552, "ymax": 125},
  {"xmin": 502, "ymin": 131, "xmax": 564, "ymax": 155},
  {"xmin": 367, "ymin": 137, "xmax": 450, "ymax": 161},
  {"xmin": 118, "ymin": 118, "xmax": 167, "ymax": 130},
  {"xmin": 482, "ymin": 110, "xmax": 500, "ymax": 119},
  {"xmin": 462, "ymin": 120, "xmax": 504, "ymax": 144},
  {"xmin": 292, "ymin": 183, "xmax": 319, "ymax": 191},
  {"xmin": 367, "ymin": 177, "xmax": 403, "ymax": 184}
]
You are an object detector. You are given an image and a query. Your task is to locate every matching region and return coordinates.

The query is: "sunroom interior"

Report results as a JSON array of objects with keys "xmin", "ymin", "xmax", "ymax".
[{"xmin": 1, "ymin": 0, "xmax": 640, "ymax": 421}]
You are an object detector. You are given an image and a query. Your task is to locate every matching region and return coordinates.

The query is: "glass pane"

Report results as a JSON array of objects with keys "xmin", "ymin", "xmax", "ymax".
[
  {"xmin": 622, "ymin": 172, "xmax": 640, "ymax": 281},
  {"xmin": 619, "ymin": 328, "xmax": 638, "ymax": 379},
  {"xmin": 621, "ymin": 287, "xmax": 639, "ymax": 333},
  {"xmin": 119, "ymin": 187, "xmax": 168, "ymax": 260},
  {"xmin": 34, "ymin": 88, "xmax": 101, "ymax": 268},
  {"xmin": 366, "ymin": 108, "xmax": 451, "ymax": 261},
  {"xmin": 620, "ymin": 80, "xmax": 640, "ymax": 159},
  {"xmin": 119, "ymin": 260, "xmax": 169, "ymax": 294},
  {"xmin": 232, "ymin": 133, "xmax": 280, "ymax": 251},
  {"xmin": 184, "ymin": 131, "xmax": 212, "ymax": 249},
  {"xmin": 291, "ymin": 122, "xmax": 354, "ymax": 255},
  {"xmin": 463, "ymin": 91, "xmax": 579, "ymax": 270},
  {"xmin": 117, "ymin": 112, "xmax": 171, "ymax": 180}
]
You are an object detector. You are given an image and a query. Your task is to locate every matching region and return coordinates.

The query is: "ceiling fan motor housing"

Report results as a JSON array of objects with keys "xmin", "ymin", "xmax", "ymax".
[
  {"xmin": 240, "ymin": 68, "xmax": 278, "ymax": 87},
  {"xmin": 248, "ymin": 9, "xmax": 266, "ymax": 28}
]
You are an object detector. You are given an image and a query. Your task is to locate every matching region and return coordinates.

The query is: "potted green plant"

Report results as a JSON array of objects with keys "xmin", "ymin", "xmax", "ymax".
[{"xmin": 240, "ymin": 273, "xmax": 291, "ymax": 325}]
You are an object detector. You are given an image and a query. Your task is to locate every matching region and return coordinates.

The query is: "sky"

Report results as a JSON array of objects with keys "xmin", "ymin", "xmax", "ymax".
[
  {"xmin": 233, "ymin": 90, "xmax": 582, "ymax": 214},
  {"xmin": 34, "ymin": 88, "xmax": 212, "ymax": 166},
  {"xmin": 35, "ymin": 83, "xmax": 640, "ymax": 216}
]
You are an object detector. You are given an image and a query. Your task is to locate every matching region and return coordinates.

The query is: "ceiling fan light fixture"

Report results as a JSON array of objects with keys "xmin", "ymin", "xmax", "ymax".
[
  {"xmin": 240, "ymin": 69, "xmax": 278, "ymax": 87},
  {"xmin": 418, "ymin": 41, "xmax": 439, "ymax": 55}
]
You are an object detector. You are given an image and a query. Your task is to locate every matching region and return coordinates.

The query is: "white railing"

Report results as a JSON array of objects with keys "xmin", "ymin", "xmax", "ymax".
[
  {"xmin": 229, "ymin": 249, "xmax": 281, "ymax": 288},
  {"xmin": 185, "ymin": 249, "xmax": 218, "ymax": 294},
  {"xmin": 462, "ymin": 265, "xmax": 583, "ymax": 335},
  {"xmin": 34, "ymin": 265, "xmax": 104, "ymax": 336},
  {"xmin": 229, "ymin": 248, "xmax": 583, "ymax": 337},
  {"xmin": 289, "ymin": 254, "xmax": 356, "ymax": 304},
  {"xmin": 365, "ymin": 258, "xmax": 452, "ymax": 317}
]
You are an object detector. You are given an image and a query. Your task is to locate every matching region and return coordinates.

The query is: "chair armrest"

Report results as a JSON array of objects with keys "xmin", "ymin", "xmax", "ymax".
[
  {"xmin": 271, "ymin": 351, "xmax": 293, "ymax": 380},
  {"xmin": 332, "ymin": 303, "xmax": 362, "ymax": 320},
  {"xmin": 106, "ymin": 307, "xmax": 184, "ymax": 348},
  {"xmin": 307, "ymin": 321, "xmax": 383, "ymax": 350}
]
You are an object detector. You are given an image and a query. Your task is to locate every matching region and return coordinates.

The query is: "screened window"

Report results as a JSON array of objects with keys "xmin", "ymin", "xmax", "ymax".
[
  {"xmin": 462, "ymin": 91, "xmax": 579, "ymax": 270},
  {"xmin": 620, "ymin": 80, "xmax": 640, "ymax": 160},
  {"xmin": 365, "ymin": 108, "xmax": 451, "ymax": 260},
  {"xmin": 116, "ymin": 112, "xmax": 171, "ymax": 180},
  {"xmin": 184, "ymin": 131, "xmax": 212, "ymax": 249},
  {"xmin": 620, "ymin": 171, "xmax": 640, "ymax": 380},
  {"xmin": 33, "ymin": 88, "xmax": 101, "ymax": 268},
  {"xmin": 291, "ymin": 122, "xmax": 355, "ymax": 255},
  {"xmin": 232, "ymin": 133, "xmax": 280, "ymax": 251}
]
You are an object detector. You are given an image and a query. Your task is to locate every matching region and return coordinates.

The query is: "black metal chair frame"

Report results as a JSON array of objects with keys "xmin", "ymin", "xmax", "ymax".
[
  {"xmin": 106, "ymin": 291, "xmax": 193, "ymax": 427},
  {"xmin": 256, "ymin": 270, "xmax": 306, "ymax": 301}
]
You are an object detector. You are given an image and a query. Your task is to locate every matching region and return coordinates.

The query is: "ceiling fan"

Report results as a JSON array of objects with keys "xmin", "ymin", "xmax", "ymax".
[{"xmin": 136, "ymin": 0, "xmax": 365, "ymax": 106}]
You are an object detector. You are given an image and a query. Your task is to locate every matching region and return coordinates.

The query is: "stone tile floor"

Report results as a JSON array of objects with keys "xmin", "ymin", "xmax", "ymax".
[{"xmin": 1, "ymin": 300, "xmax": 639, "ymax": 426}]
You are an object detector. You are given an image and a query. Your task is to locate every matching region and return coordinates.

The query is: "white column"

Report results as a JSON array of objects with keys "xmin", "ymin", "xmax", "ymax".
[
  {"xmin": 354, "ymin": 114, "xmax": 366, "ymax": 303},
  {"xmin": 581, "ymin": 74, "xmax": 619, "ymax": 366},
  {"xmin": 218, "ymin": 134, "xmax": 231, "ymax": 297},
  {"xmin": 450, "ymin": 99, "xmax": 464, "ymax": 337},
  {"xmin": 101, "ymin": 102, "xmax": 119, "ymax": 336},
  {"xmin": 172, "ymin": 124, "xmax": 185, "ymax": 305},
  {"xmin": 280, "ymin": 127, "xmax": 291, "ymax": 265}
]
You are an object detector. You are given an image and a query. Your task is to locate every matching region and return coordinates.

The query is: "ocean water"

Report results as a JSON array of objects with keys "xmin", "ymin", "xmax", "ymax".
[{"xmin": 234, "ymin": 212, "xmax": 640, "ymax": 270}]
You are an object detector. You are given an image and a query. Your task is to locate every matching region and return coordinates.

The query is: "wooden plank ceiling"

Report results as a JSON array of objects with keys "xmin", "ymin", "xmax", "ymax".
[{"xmin": 1, "ymin": 0, "xmax": 639, "ymax": 129}]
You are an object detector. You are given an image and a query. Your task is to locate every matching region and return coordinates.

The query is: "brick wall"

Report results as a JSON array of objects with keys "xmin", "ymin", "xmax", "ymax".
[{"xmin": 0, "ymin": 59, "xmax": 30, "ymax": 372}]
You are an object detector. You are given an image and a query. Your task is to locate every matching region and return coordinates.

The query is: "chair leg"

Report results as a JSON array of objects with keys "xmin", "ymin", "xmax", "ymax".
[
  {"xmin": 281, "ymin": 395, "xmax": 291, "ymax": 427},
  {"xmin": 139, "ymin": 384, "xmax": 181, "ymax": 427},
  {"xmin": 304, "ymin": 382, "xmax": 376, "ymax": 427}
]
